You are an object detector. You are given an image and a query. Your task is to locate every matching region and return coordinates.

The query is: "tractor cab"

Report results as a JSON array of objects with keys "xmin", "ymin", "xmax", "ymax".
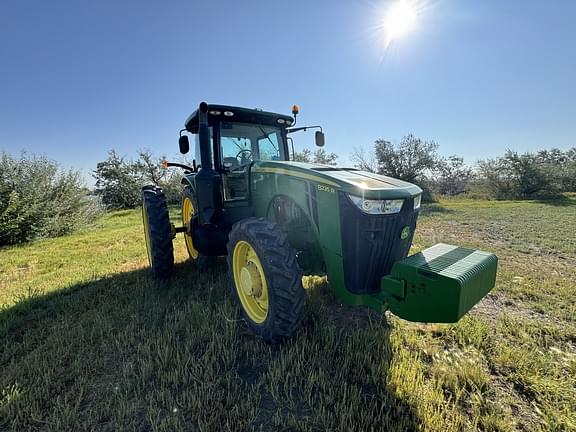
[
  {"xmin": 181, "ymin": 104, "xmax": 294, "ymax": 166},
  {"xmin": 179, "ymin": 105, "xmax": 293, "ymax": 203},
  {"xmin": 178, "ymin": 104, "xmax": 325, "ymax": 203}
]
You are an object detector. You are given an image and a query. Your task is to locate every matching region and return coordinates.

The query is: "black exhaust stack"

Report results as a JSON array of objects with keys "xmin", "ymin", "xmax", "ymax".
[{"xmin": 195, "ymin": 102, "xmax": 223, "ymax": 225}]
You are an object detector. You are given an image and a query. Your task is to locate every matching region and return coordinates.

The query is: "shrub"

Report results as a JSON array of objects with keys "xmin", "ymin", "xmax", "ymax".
[
  {"xmin": 478, "ymin": 150, "xmax": 559, "ymax": 200},
  {"xmin": 0, "ymin": 152, "xmax": 100, "ymax": 246}
]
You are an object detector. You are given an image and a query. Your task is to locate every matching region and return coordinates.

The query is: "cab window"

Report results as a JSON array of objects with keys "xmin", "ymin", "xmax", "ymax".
[
  {"xmin": 257, "ymin": 130, "xmax": 281, "ymax": 161},
  {"xmin": 221, "ymin": 136, "xmax": 252, "ymax": 169},
  {"xmin": 220, "ymin": 122, "xmax": 285, "ymax": 167}
]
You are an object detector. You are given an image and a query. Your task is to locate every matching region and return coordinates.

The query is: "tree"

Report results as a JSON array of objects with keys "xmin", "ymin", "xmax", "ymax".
[
  {"xmin": 350, "ymin": 146, "xmax": 378, "ymax": 173},
  {"xmin": 374, "ymin": 135, "xmax": 439, "ymax": 182},
  {"xmin": 136, "ymin": 149, "xmax": 165, "ymax": 185},
  {"xmin": 293, "ymin": 149, "xmax": 312, "ymax": 163},
  {"xmin": 536, "ymin": 147, "xmax": 576, "ymax": 192},
  {"xmin": 135, "ymin": 150, "xmax": 181, "ymax": 204},
  {"xmin": 352, "ymin": 134, "xmax": 440, "ymax": 201},
  {"xmin": 293, "ymin": 148, "xmax": 338, "ymax": 165},
  {"xmin": 433, "ymin": 155, "xmax": 474, "ymax": 196},
  {"xmin": 352, "ymin": 135, "xmax": 439, "ymax": 182},
  {"xmin": 561, "ymin": 157, "xmax": 576, "ymax": 192},
  {"xmin": 312, "ymin": 149, "xmax": 338, "ymax": 165},
  {"xmin": 93, "ymin": 150, "xmax": 142, "ymax": 209}
]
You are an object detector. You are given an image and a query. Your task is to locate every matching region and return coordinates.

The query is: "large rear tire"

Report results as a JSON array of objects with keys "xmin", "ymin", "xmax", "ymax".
[
  {"xmin": 227, "ymin": 217, "xmax": 305, "ymax": 343},
  {"xmin": 142, "ymin": 186, "xmax": 174, "ymax": 278}
]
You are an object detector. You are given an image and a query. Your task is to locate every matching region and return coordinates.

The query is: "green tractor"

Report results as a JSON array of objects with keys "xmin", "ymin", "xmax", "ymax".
[{"xmin": 142, "ymin": 102, "xmax": 497, "ymax": 343}]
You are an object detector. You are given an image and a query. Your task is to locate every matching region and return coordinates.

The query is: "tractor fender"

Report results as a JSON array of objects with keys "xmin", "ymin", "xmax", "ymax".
[
  {"xmin": 265, "ymin": 195, "xmax": 325, "ymax": 274},
  {"xmin": 181, "ymin": 175, "xmax": 195, "ymax": 193}
]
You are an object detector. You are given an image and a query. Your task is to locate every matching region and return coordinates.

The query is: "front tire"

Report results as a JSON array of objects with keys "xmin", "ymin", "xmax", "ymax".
[
  {"xmin": 227, "ymin": 218, "xmax": 305, "ymax": 343},
  {"xmin": 142, "ymin": 186, "xmax": 174, "ymax": 278}
]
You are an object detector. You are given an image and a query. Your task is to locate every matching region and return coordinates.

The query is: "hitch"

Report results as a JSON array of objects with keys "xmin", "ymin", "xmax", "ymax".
[{"xmin": 169, "ymin": 223, "xmax": 188, "ymax": 239}]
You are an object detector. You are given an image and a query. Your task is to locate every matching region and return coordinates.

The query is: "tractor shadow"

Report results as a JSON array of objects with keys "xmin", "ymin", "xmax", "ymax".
[
  {"xmin": 419, "ymin": 203, "xmax": 454, "ymax": 215},
  {"xmin": 534, "ymin": 195, "xmax": 576, "ymax": 207},
  {"xmin": 244, "ymin": 277, "xmax": 422, "ymax": 431},
  {"xmin": 1, "ymin": 264, "xmax": 422, "ymax": 431}
]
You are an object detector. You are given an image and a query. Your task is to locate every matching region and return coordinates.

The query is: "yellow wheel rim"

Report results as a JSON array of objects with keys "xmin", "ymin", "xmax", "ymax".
[
  {"xmin": 182, "ymin": 196, "xmax": 199, "ymax": 259},
  {"xmin": 142, "ymin": 204, "xmax": 152, "ymax": 265},
  {"xmin": 232, "ymin": 240, "xmax": 269, "ymax": 323}
]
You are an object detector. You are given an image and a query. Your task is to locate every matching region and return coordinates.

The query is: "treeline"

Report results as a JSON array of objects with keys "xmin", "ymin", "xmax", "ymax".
[
  {"xmin": 0, "ymin": 149, "xmax": 183, "ymax": 246},
  {"xmin": 478, "ymin": 148, "xmax": 576, "ymax": 199},
  {"xmin": 352, "ymin": 135, "xmax": 576, "ymax": 201},
  {"xmin": 91, "ymin": 148, "xmax": 339, "ymax": 210},
  {"xmin": 2, "ymin": 139, "xmax": 574, "ymax": 246}
]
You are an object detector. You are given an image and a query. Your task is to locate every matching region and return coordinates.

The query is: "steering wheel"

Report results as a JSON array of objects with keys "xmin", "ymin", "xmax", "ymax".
[{"xmin": 235, "ymin": 149, "xmax": 253, "ymax": 164}]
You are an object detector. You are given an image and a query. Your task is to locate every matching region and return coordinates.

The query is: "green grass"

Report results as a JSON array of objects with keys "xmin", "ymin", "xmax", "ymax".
[{"xmin": 1, "ymin": 198, "xmax": 575, "ymax": 431}]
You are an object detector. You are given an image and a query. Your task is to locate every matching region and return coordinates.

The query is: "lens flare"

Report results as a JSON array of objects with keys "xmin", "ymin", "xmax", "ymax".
[{"xmin": 383, "ymin": 0, "xmax": 418, "ymax": 47}]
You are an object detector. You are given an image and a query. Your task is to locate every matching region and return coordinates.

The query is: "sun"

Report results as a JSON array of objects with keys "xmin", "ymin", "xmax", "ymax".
[{"xmin": 384, "ymin": 0, "xmax": 418, "ymax": 46}]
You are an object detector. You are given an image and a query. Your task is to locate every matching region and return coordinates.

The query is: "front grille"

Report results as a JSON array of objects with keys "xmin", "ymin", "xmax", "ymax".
[{"xmin": 339, "ymin": 193, "xmax": 419, "ymax": 294}]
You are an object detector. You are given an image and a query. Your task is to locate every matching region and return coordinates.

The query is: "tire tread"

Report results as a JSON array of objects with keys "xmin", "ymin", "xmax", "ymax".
[
  {"xmin": 227, "ymin": 217, "xmax": 305, "ymax": 343},
  {"xmin": 142, "ymin": 186, "xmax": 174, "ymax": 278}
]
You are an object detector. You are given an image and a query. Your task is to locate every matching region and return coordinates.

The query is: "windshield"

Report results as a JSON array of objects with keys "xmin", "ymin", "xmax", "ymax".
[{"xmin": 220, "ymin": 122, "xmax": 285, "ymax": 168}]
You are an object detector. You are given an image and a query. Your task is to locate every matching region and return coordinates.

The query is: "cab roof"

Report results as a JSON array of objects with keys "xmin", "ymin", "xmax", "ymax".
[{"xmin": 184, "ymin": 104, "xmax": 294, "ymax": 133}]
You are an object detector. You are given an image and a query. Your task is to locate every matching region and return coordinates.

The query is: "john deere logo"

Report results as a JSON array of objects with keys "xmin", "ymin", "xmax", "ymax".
[{"xmin": 400, "ymin": 226, "xmax": 410, "ymax": 240}]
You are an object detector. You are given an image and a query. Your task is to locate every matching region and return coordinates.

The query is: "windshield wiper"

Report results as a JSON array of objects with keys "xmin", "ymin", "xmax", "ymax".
[{"xmin": 258, "ymin": 126, "xmax": 278, "ymax": 153}]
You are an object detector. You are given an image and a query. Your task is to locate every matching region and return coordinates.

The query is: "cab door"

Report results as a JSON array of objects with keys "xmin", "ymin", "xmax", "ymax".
[{"xmin": 220, "ymin": 135, "xmax": 252, "ymax": 201}]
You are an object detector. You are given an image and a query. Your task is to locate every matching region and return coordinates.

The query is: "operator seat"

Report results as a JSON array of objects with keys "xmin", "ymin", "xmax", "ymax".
[{"xmin": 223, "ymin": 157, "xmax": 239, "ymax": 169}]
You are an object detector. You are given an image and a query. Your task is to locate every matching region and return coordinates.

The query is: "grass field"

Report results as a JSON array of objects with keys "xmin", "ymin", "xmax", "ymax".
[{"xmin": 1, "ymin": 197, "xmax": 575, "ymax": 431}]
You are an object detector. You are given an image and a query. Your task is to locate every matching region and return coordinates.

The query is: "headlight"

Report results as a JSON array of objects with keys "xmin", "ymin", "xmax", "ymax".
[
  {"xmin": 348, "ymin": 194, "xmax": 404, "ymax": 215},
  {"xmin": 413, "ymin": 194, "xmax": 422, "ymax": 210}
]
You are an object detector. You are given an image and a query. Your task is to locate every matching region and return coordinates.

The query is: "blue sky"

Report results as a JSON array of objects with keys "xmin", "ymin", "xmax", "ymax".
[{"xmin": 1, "ymin": 0, "xmax": 575, "ymax": 183}]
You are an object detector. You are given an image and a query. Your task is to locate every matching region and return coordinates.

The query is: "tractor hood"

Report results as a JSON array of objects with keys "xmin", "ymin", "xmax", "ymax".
[{"xmin": 252, "ymin": 161, "xmax": 422, "ymax": 199}]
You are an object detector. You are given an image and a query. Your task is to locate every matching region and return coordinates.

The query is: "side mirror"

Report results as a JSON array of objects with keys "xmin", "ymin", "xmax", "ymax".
[
  {"xmin": 315, "ymin": 131, "xmax": 325, "ymax": 147},
  {"xmin": 179, "ymin": 135, "xmax": 190, "ymax": 154}
]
